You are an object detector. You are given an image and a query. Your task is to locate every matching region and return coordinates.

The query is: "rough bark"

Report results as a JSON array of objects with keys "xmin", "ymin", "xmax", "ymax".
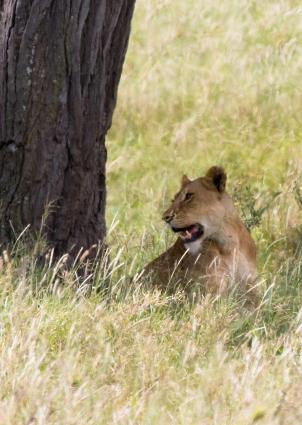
[{"xmin": 0, "ymin": 0, "xmax": 135, "ymax": 256}]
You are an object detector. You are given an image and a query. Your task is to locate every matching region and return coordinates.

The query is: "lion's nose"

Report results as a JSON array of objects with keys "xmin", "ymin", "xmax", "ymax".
[{"xmin": 162, "ymin": 212, "xmax": 175, "ymax": 223}]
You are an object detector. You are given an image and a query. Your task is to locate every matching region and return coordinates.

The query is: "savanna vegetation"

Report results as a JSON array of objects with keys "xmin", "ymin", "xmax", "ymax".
[{"xmin": 1, "ymin": 0, "xmax": 302, "ymax": 423}]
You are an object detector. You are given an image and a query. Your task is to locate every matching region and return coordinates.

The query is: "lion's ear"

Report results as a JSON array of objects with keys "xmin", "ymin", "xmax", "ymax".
[
  {"xmin": 205, "ymin": 166, "xmax": 227, "ymax": 193},
  {"xmin": 181, "ymin": 174, "xmax": 191, "ymax": 187}
]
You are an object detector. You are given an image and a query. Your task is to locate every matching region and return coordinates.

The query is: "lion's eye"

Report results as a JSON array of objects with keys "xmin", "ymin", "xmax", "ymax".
[{"xmin": 185, "ymin": 192, "xmax": 193, "ymax": 201}]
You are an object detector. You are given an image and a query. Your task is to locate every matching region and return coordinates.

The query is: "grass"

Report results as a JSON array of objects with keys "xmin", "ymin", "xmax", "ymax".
[{"xmin": 2, "ymin": 0, "xmax": 302, "ymax": 423}]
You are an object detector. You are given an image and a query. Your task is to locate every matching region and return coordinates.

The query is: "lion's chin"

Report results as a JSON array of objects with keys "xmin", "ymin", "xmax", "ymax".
[{"xmin": 171, "ymin": 223, "xmax": 204, "ymax": 243}]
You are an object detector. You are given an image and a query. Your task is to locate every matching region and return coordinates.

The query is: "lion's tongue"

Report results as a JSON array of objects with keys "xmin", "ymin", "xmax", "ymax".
[{"xmin": 181, "ymin": 225, "xmax": 198, "ymax": 239}]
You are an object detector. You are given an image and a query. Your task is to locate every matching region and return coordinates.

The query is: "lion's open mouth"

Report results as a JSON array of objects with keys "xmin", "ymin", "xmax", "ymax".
[{"xmin": 171, "ymin": 224, "xmax": 204, "ymax": 243}]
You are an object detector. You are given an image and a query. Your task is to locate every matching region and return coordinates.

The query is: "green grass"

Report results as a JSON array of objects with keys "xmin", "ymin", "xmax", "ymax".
[{"xmin": 2, "ymin": 0, "xmax": 302, "ymax": 423}]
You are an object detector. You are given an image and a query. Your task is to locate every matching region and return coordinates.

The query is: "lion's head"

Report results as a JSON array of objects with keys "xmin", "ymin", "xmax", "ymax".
[{"xmin": 162, "ymin": 166, "xmax": 233, "ymax": 251}]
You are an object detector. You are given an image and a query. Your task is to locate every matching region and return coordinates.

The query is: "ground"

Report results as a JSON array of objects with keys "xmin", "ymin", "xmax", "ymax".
[{"xmin": 1, "ymin": 0, "xmax": 302, "ymax": 423}]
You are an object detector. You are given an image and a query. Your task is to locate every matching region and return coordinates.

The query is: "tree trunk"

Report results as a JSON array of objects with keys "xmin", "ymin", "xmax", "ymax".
[{"xmin": 0, "ymin": 0, "xmax": 135, "ymax": 256}]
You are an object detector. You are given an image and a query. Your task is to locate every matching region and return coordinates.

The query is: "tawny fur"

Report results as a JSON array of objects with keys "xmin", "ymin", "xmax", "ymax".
[{"xmin": 142, "ymin": 166, "xmax": 258, "ymax": 302}]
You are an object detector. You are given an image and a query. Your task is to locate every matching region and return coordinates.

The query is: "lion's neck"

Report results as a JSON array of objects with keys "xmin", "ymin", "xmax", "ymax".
[
  {"xmin": 182, "ymin": 227, "xmax": 235, "ymax": 257},
  {"xmin": 184, "ymin": 239, "xmax": 203, "ymax": 255}
]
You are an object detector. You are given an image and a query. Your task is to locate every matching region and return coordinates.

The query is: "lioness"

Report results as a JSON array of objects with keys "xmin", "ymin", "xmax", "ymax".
[{"xmin": 142, "ymin": 166, "xmax": 258, "ymax": 301}]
